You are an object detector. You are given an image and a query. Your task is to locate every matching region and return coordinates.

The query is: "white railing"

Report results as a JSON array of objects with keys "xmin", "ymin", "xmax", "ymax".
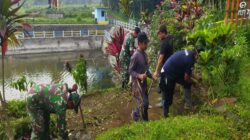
[
  {"xmin": 111, "ymin": 19, "xmax": 137, "ymax": 31},
  {"xmin": 104, "ymin": 30, "xmax": 112, "ymax": 42},
  {"xmin": 15, "ymin": 29, "xmax": 106, "ymax": 39}
]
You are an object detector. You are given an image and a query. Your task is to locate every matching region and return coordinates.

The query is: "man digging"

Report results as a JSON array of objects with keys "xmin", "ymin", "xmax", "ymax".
[{"xmin": 27, "ymin": 83, "xmax": 80, "ymax": 140}]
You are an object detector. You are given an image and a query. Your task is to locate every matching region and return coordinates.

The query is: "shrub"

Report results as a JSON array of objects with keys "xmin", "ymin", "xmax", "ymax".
[
  {"xmin": 10, "ymin": 118, "xmax": 32, "ymax": 140},
  {"xmin": 76, "ymin": 16, "xmax": 82, "ymax": 22},
  {"xmin": 6, "ymin": 100, "xmax": 28, "ymax": 118},
  {"xmin": 148, "ymin": 0, "xmax": 203, "ymax": 69},
  {"xmin": 187, "ymin": 22, "xmax": 247, "ymax": 98},
  {"xmin": 72, "ymin": 56, "xmax": 88, "ymax": 94},
  {"xmin": 0, "ymin": 123, "xmax": 7, "ymax": 140}
]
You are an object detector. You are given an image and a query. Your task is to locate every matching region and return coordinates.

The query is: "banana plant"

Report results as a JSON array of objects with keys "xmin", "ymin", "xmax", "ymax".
[{"xmin": 0, "ymin": 0, "xmax": 31, "ymax": 103}]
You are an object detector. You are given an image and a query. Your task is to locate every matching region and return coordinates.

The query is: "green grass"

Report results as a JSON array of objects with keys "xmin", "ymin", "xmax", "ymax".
[
  {"xmin": 25, "ymin": 17, "xmax": 95, "ymax": 24},
  {"xmin": 21, "ymin": 5, "xmax": 96, "ymax": 24},
  {"xmin": 238, "ymin": 62, "xmax": 250, "ymax": 103},
  {"xmin": 96, "ymin": 115, "xmax": 242, "ymax": 140}
]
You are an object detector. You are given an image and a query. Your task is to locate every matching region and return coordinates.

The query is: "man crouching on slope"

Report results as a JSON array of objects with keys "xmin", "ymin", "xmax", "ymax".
[{"xmin": 27, "ymin": 83, "xmax": 80, "ymax": 140}]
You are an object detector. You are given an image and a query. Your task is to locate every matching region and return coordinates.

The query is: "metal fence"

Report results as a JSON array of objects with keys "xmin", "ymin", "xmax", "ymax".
[
  {"xmin": 16, "ymin": 29, "xmax": 105, "ymax": 39},
  {"xmin": 15, "ymin": 20, "xmax": 138, "ymax": 39},
  {"xmin": 111, "ymin": 19, "xmax": 137, "ymax": 31}
]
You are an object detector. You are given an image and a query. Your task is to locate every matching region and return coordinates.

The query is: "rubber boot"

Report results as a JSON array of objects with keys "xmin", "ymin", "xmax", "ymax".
[{"xmin": 163, "ymin": 107, "xmax": 169, "ymax": 118}]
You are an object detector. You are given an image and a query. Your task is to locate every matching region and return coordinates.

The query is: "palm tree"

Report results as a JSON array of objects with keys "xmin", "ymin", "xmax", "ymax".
[
  {"xmin": 119, "ymin": 0, "xmax": 131, "ymax": 18},
  {"xmin": 0, "ymin": 0, "xmax": 31, "ymax": 104}
]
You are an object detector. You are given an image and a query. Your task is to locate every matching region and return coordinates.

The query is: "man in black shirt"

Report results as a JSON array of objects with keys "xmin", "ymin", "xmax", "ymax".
[
  {"xmin": 153, "ymin": 25, "xmax": 174, "ymax": 107},
  {"xmin": 153, "ymin": 25, "xmax": 173, "ymax": 79}
]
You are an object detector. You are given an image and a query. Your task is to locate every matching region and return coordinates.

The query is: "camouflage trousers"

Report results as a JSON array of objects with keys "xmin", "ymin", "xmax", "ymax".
[
  {"xmin": 27, "ymin": 107, "xmax": 50, "ymax": 140},
  {"xmin": 120, "ymin": 53, "xmax": 130, "ymax": 88},
  {"xmin": 27, "ymin": 95, "xmax": 69, "ymax": 140}
]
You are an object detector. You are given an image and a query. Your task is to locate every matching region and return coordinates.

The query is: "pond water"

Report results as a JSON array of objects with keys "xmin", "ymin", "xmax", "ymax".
[{"xmin": 0, "ymin": 50, "xmax": 115, "ymax": 100}]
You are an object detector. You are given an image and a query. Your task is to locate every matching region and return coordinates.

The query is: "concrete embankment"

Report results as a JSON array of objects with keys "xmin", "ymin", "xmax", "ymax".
[
  {"xmin": 5, "ymin": 24, "xmax": 111, "ymax": 56},
  {"xmin": 6, "ymin": 36, "xmax": 104, "ymax": 55}
]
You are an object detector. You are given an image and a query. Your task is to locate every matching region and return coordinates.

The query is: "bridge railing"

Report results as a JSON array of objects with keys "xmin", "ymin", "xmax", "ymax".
[
  {"xmin": 15, "ymin": 29, "xmax": 105, "ymax": 39},
  {"xmin": 104, "ymin": 30, "xmax": 112, "ymax": 42},
  {"xmin": 111, "ymin": 19, "xmax": 137, "ymax": 31}
]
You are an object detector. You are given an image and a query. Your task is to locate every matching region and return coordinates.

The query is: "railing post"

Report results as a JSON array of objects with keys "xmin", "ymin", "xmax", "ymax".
[
  {"xmin": 33, "ymin": 31, "xmax": 35, "ymax": 38},
  {"xmin": 43, "ymin": 31, "xmax": 46, "ymax": 38},
  {"xmin": 53, "ymin": 31, "xmax": 55, "ymax": 38}
]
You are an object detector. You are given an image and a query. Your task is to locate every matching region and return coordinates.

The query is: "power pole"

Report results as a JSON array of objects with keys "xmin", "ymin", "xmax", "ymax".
[{"xmin": 0, "ymin": 34, "xmax": 5, "ymax": 103}]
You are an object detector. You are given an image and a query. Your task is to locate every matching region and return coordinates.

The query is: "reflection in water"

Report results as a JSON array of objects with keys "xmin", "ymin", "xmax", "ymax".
[{"xmin": 0, "ymin": 50, "xmax": 114, "ymax": 100}]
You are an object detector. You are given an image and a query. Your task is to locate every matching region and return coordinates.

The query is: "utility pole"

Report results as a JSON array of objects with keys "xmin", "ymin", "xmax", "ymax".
[{"xmin": 0, "ymin": 34, "xmax": 5, "ymax": 103}]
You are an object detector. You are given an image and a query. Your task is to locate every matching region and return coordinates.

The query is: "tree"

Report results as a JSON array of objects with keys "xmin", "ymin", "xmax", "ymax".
[
  {"xmin": 119, "ymin": 0, "xmax": 131, "ymax": 18},
  {"xmin": 0, "ymin": 0, "xmax": 31, "ymax": 104}
]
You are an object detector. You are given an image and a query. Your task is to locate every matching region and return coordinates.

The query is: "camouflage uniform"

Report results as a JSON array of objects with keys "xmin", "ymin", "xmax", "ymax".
[
  {"xmin": 27, "ymin": 84, "xmax": 70, "ymax": 140},
  {"xmin": 120, "ymin": 33, "xmax": 136, "ymax": 88}
]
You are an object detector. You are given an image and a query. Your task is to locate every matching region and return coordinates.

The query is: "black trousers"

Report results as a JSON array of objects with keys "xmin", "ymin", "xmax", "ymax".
[{"xmin": 159, "ymin": 73, "xmax": 191, "ymax": 109}]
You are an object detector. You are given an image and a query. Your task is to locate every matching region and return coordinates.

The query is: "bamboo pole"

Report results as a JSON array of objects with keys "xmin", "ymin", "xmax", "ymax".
[
  {"xmin": 235, "ymin": 0, "xmax": 240, "ymax": 29},
  {"xmin": 2, "ymin": 54, "xmax": 5, "ymax": 102},
  {"xmin": 0, "ymin": 36, "xmax": 4, "ymax": 104},
  {"xmin": 225, "ymin": 0, "xmax": 230, "ymax": 24},
  {"xmin": 230, "ymin": 0, "xmax": 235, "ymax": 26},
  {"xmin": 240, "ymin": 1, "xmax": 245, "ymax": 28}
]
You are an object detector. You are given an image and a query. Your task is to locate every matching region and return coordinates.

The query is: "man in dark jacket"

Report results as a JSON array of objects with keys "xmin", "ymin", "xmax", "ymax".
[{"xmin": 160, "ymin": 48, "xmax": 202, "ymax": 117}]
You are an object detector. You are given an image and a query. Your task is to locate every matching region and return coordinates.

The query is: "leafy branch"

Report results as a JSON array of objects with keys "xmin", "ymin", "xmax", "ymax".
[{"xmin": 11, "ymin": 76, "xmax": 34, "ymax": 92}]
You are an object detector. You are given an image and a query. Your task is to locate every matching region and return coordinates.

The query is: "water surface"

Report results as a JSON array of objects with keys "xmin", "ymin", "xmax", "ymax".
[{"xmin": 0, "ymin": 50, "xmax": 114, "ymax": 100}]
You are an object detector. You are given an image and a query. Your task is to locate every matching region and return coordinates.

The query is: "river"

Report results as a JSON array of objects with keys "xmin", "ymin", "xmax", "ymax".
[{"xmin": 0, "ymin": 50, "xmax": 115, "ymax": 100}]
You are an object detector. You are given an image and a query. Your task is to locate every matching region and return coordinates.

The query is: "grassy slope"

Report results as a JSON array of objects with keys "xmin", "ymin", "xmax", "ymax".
[
  {"xmin": 96, "ymin": 30, "xmax": 250, "ymax": 140},
  {"xmin": 96, "ymin": 60, "xmax": 250, "ymax": 140},
  {"xmin": 21, "ymin": 5, "xmax": 95, "ymax": 24},
  {"xmin": 96, "ymin": 115, "xmax": 241, "ymax": 140}
]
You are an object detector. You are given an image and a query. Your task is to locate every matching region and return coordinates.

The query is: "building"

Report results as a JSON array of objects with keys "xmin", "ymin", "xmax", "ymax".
[{"xmin": 92, "ymin": 8, "xmax": 108, "ymax": 24}]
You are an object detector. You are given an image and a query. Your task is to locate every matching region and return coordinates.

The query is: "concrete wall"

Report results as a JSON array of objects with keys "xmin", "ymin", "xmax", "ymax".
[{"xmin": 7, "ymin": 36, "xmax": 104, "ymax": 56}]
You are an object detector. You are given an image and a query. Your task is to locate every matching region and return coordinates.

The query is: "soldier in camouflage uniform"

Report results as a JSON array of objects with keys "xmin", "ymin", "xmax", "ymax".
[
  {"xmin": 120, "ymin": 27, "xmax": 141, "ymax": 88},
  {"xmin": 27, "ymin": 83, "xmax": 80, "ymax": 140}
]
